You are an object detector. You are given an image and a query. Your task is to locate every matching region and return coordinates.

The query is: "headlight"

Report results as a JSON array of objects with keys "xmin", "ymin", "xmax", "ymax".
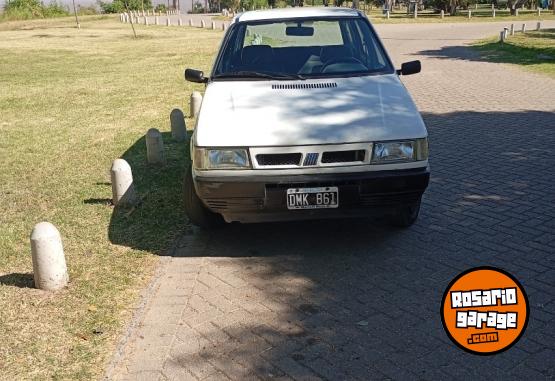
[
  {"xmin": 372, "ymin": 138, "xmax": 428, "ymax": 163},
  {"xmin": 193, "ymin": 147, "xmax": 250, "ymax": 169}
]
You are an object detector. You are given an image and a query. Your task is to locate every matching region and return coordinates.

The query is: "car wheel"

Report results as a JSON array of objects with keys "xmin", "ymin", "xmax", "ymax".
[
  {"xmin": 390, "ymin": 198, "xmax": 421, "ymax": 228},
  {"xmin": 183, "ymin": 164, "xmax": 223, "ymax": 228}
]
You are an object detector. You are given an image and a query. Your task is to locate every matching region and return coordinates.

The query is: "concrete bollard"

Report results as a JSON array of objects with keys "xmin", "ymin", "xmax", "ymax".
[
  {"xmin": 189, "ymin": 18, "xmax": 193, "ymax": 26},
  {"xmin": 155, "ymin": 16, "xmax": 159, "ymax": 25},
  {"xmin": 167, "ymin": 17, "xmax": 171, "ymax": 26},
  {"xmin": 522, "ymin": 23, "xmax": 526, "ymax": 32},
  {"xmin": 537, "ymin": 8, "xmax": 541, "ymax": 16},
  {"xmin": 190, "ymin": 91, "xmax": 202, "ymax": 117},
  {"xmin": 503, "ymin": 27, "xmax": 508, "ymax": 39},
  {"xmin": 414, "ymin": 6, "xmax": 418, "ymax": 18},
  {"xmin": 468, "ymin": 10, "xmax": 471, "ymax": 18},
  {"xmin": 510, "ymin": 23, "xmax": 515, "ymax": 35},
  {"xmin": 145, "ymin": 16, "xmax": 149, "ymax": 25},
  {"xmin": 536, "ymin": 21, "xmax": 541, "ymax": 30},
  {"xmin": 146, "ymin": 128, "xmax": 166, "ymax": 164},
  {"xmin": 492, "ymin": 9, "xmax": 496, "ymax": 17},
  {"xmin": 31, "ymin": 222, "xmax": 69, "ymax": 291},
  {"xmin": 386, "ymin": 10, "xmax": 390, "ymax": 19},
  {"xmin": 211, "ymin": 21, "xmax": 216, "ymax": 29},
  {"xmin": 178, "ymin": 18, "xmax": 183, "ymax": 26},
  {"xmin": 500, "ymin": 30, "xmax": 505, "ymax": 42},
  {"xmin": 440, "ymin": 10, "xmax": 444, "ymax": 19},
  {"xmin": 170, "ymin": 108, "xmax": 187, "ymax": 141},
  {"xmin": 515, "ymin": 8, "xmax": 519, "ymax": 16},
  {"xmin": 201, "ymin": 20, "xmax": 206, "ymax": 28},
  {"xmin": 111, "ymin": 159, "xmax": 137, "ymax": 206}
]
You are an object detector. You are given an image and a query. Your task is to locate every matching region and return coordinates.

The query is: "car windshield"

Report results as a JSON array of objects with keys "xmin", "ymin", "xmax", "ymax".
[{"xmin": 212, "ymin": 17, "xmax": 394, "ymax": 79}]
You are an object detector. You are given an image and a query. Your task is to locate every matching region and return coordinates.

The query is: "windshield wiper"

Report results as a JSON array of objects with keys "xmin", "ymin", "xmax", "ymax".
[{"xmin": 213, "ymin": 71, "xmax": 306, "ymax": 80}]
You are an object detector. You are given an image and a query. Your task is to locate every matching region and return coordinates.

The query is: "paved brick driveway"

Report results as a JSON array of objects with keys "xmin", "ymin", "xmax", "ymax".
[{"xmin": 109, "ymin": 21, "xmax": 555, "ymax": 380}]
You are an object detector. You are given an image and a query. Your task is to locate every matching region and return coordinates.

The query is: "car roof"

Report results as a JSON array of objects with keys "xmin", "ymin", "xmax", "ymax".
[{"xmin": 235, "ymin": 7, "xmax": 363, "ymax": 23}]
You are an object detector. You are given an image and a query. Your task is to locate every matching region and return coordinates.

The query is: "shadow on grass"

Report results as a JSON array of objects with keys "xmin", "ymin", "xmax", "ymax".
[
  {"xmin": 107, "ymin": 131, "xmax": 192, "ymax": 255},
  {"xmin": 0, "ymin": 273, "xmax": 34, "ymax": 288},
  {"xmin": 416, "ymin": 28, "xmax": 555, "ymax": 67}
]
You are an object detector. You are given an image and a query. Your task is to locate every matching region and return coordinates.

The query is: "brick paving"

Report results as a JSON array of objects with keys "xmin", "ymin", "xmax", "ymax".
[{"xmin": 108, "ymin": 21, "xmax": 555, "ymax": 380}]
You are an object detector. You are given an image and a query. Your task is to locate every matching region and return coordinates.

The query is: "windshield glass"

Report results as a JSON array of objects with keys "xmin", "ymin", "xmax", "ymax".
[{"xmin": 213, "ymin": 17, "xmax": 393, "ymax": 79}]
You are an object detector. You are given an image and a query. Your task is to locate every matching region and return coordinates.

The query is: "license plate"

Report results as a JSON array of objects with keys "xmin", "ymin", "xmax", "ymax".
[{"xmin": 286, "ymin": 187, "xmax": 339, "ymax": 210}]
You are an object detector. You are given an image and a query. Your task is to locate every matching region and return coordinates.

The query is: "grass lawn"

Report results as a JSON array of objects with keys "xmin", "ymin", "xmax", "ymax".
[
  {"xmin": 0, "ymin": 15, "xmax": 220, "ymax": 379},
  {"xmin": 473, "ymin": 28, "xmax": 555, "ymax": 78}
]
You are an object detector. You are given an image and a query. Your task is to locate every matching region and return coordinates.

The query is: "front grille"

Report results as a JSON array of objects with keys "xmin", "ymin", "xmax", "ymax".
[
  {"xmin": 204, "ymin": 198, "xmax": 263, "ymax": 211},
  {"xmin": 272, "ymin": 82, "xmax": 337, "ymax": 90},
  {"xmin": 321, "ymin": 150, "xmax": 366, "ymax": 164},
  {"xmin": 256, "ymin": 153, "xmax": 302, "ymax": 166}
]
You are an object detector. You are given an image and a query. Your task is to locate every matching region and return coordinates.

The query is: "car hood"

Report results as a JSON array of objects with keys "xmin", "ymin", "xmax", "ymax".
[{"xmin": 195, "ymin": 74, "xmax": 427, "ymax": 147}]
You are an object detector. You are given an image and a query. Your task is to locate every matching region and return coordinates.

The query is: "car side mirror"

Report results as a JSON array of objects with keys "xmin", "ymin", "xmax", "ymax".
[
  {"xmin": 397, "ymin": 60, "xmax": 421, "ymax": 76},
  {"xmin": 185, "ymin": 68, "xmax": 207, "ymax": 83}
]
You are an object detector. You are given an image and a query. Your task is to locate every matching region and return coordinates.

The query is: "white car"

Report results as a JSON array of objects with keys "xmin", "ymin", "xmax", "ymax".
[{"xmin": 184, "ymin": 7, "xmax": 429, "ymax": 227}]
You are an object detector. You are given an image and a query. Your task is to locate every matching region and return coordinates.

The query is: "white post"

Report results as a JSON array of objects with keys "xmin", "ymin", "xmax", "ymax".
[
  {"xmin": 201, "ymin": 20, "xmax": 206, "ymax": 28},
  {"xmin": 440, "ymin": 9, "xmax": 444, "ymax": 18},
  {"xmin": 521, "ymin": 23, "xmax": 526, "ymax": 32},
  {"xmin": 167, "ymin": 17, "xmax": 171, "ymax": 26},
  {"xmin": 111, "ymin": 159, "xmax": 137, "ymax": 206},
  {"xmin": 537, "ymin": 8, "xmax": 540, "ymax": 16},
  {"xmin": 468, "ymin": 9, "xmax": 471, "ymax": 18},
  {"xmin": 155, "ymin": 16, "xmax": 159, "ymax": 25},
  {"xmin": 515, "ymin": 8, "xmax": 519, "ymax": 16},
  {"xmin": 386, "ymin": 10, "xmax": 390, "ymax": 19},
  {"xmin": 503, "ymin": 27, "xmax": 508, "ymax": 39},
  {"xmin": 536, "ymin": 21, "xmax": 541, "ymax": 30},
  {"xmin": 492, "ymin": 8, "xmax": 496, "ymax": 17},
  {"xmin": 500, "ymin": 30, "xmax": 505, "ymax": 42},
  {"xmin": 189, "ymin": 18, "xmax": 193, "ymax": 26},
  {"xmin": 31, "ymin": 222, "xmax": 69, "ymax": 291},
  {"xmin": 146, "ymin": 128, "xmax": 166, "ymax": 164},
  {"xmin": 414, "ymin": 6, "xmax": 418, "ymax": 18},
  {"xmin": 145, "ymin": 16, "xmax": 149, "ymax": 25},
  {"xmin": 510, "ymin": 23, "xmax": 515, "ymax": 35},
  {"xmin": 170, "ymin": 108, "xmax": 187, "ymax": 141},
  {"xmin": 190, "ymin": 91, "xmax": 203, "ymax": 117},
  {"xmin": 178, "ymin": 18, "xmax": 183, "ymax": 26},
  {"xmin": 211, "ymin": 21, "xmax": 215, "ymax": 29}
]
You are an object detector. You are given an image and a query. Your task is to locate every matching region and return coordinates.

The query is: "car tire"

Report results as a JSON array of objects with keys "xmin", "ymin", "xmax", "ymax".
[
  {"xmin": 390, "ymin": 198, "xmax": 421, "ymax": 228},
  {"xmin": 183, "ymin": 165, "xmax": 223, "ymax": 228}
]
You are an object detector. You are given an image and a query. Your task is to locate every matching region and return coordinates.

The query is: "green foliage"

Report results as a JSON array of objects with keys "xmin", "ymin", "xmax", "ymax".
[
  {"xmin": 2, "ymin": 0, "xmax": 69, "ymax": 20},
  {"xmin": 154, "ymin": 3, "xmax": 167, "ymax": 12},
  {"xmin": 99, "ymin": 0, "xmax": 153, "ymax": 13},
  {"xmin": 240, "ymin": 0, "xmax": 268, "ymax": 9}
]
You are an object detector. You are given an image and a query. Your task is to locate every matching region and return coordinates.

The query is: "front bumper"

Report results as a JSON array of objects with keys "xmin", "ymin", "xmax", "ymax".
[{"xmin": 193, "ymin": 167, "xmax": 430, "ymax": 223}]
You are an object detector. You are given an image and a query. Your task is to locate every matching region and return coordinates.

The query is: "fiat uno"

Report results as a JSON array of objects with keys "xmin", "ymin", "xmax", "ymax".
[{"xmin": 184, "ymin": 7, "xmax": 429, "ymax": 227}]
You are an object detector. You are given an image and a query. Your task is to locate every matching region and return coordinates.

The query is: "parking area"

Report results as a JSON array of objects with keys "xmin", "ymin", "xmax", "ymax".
[{"xmin": 109, "ymin": 22, "xmax": 555, "ymax": 380}]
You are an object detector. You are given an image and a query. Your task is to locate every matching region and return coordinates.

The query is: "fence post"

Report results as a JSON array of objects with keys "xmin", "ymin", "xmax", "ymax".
[
  {"xmin": 146, "ymin": 128, "xmax": 166, "ymax": 164},
  {"xmin": 499, "ymin": 30, "xmax": 505, "ymax": 43},
  {"xmin": 521, "ymin": 23, "xmax": 526, "ymax": 32},
  {"xmin": 201, "ymin": 20, "xmax": 206, "ymax": 28},
  {"xmin": 190, "ymin": 91, "xmax": 203, "ymax": 117},
  {"xmin": 468, "ymin": 9, "xmax": 471, "ymax": 18},
  {"xmin": 189, "ymin": 18, "xmax": 193, "ymax": 26},
  {"xmin": 536, "ymin": 21, "xmax": 541, "ymax": 30},
  {"xmin": 211, "ymin": 21, "xmax": 216, "ymax": 29},
  {"xmin": 170, "ymin": 108, "xmax": 187, "ymax": 142},
  {"xmin": 440, "ymin": 9, "xmax": 444, "ymax": 19},
  {"xmin": 111, "ymin": 159, "xmax": 137, "ymax": 206},
  {"xmin": 414, "ymin": 6, "xmax": 418, "ymax": 18},
  {"xmin": 515, "ymin": 8, "xmax": 519, "ymax": 16},
  {"xmin": 155, "ymin": 16, "xmax": 159, "ymax": 25},
  {"xmin": 510, "ymin": 23, "xmax": 514, "ymax": 35},
  {"xmin": 166, "ymin": 17, "xmax": 171, "ymax": 26},
  {"xmin": 178, "ymin": 18, "xmax": 183, "ymax": 26},
  {"xmin": 31, "ymin": 222, "xmax": 69, "ymax": 291},
  {"xmin": 492, "ymin": 8, "xmax": 496, "ymax": 17}
]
